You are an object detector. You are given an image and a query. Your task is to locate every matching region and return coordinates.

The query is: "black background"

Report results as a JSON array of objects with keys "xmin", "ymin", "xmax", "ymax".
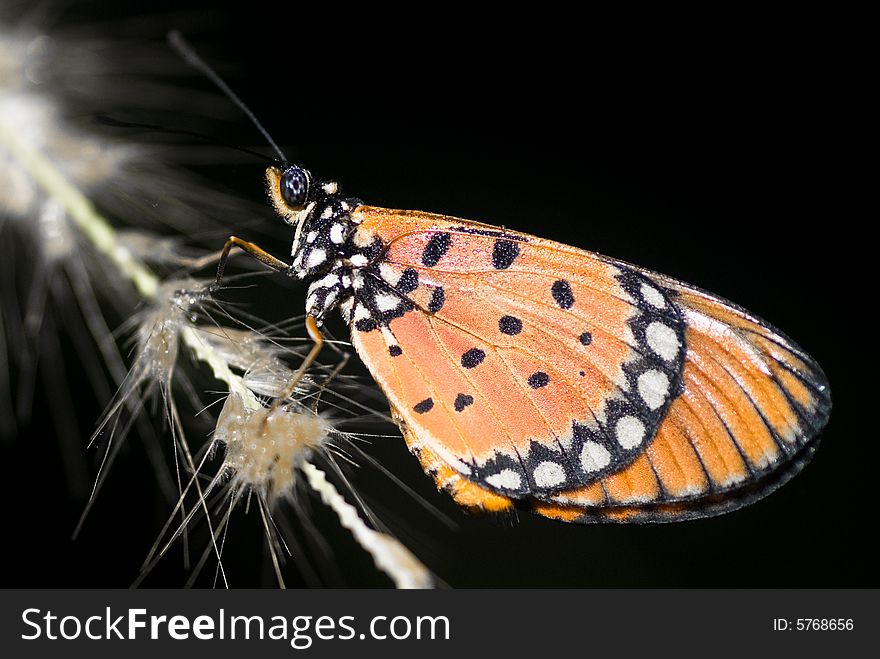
[{"xmin": 1, "ymin": 2, "xmax": 872, "ymax": 588}]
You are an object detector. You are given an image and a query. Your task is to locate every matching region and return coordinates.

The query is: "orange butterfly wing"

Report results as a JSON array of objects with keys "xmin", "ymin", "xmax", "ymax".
[
  {"xmin": 535, "ymin": 283, "xmax": 830, "ymax": 522},
  {"xmin": 346, "ymin": 206, "xmax": 830, "ymax": 521}
]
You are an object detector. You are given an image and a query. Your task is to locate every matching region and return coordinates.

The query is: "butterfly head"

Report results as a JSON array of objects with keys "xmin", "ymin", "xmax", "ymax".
[
  {"xmin": 266, "ymin": 164, "xmax": 314, "ymax": 224},
  {"xmin": 265, "ymin": 165, "xmax": 371, "ymax": 319},
  {"xmin": 266, "ymin": 164, "xmax": 341, "ymax": 275}
]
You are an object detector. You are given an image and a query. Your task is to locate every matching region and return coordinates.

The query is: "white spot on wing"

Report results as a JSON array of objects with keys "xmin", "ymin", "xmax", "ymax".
[
  {"xmin": 646, "ymin": 321, "xmax": 680, "ymax": 361},
  {"xmin": 349, "ymin": 253, "xmax": 368, "ymax": 267},
  {"xmin": 306, "ymin": 231, "xmax": 318, "ymax": 243},
  {"xmin": 615, "ymin": 415, "xmax": 646, "ymax": 449},
  {"xmin": 579, "ymin": 441, "xmax": 611, "ymax": 473},
  {"xmin": 375, "ymin": 293, "xmax": 400, "ymax": 312},
  {"xmin": 353, "ymin": 304, "xmax": 370, "ymax": 321},
  {"xmin": 721, "ymin": 472, "xmax": 747, "ymax": 487},
  {"xmin": 431, "ymin": 442, "xmax": 472, "ymax": 475},
  {"xmin": 637, "ymin": 369, "xmax": 670, "ymax": 410},
  {"xmin": 380, "ymin": 326, "xmax": 396, "ymax": 345},
  {"xmin": 640, "ymin": 282, "xmax": 666, "ymax": 308},
  {"xmin": 533, "ymin": 461, "xmax": 566, "ymax": 488},
  {"xmin": 485, "ymin": 469, "xmax": 522, "ymax": 490},
  {"xmin": 379, "ymin": 263, "xmax": 401, "ymax": 286},
  {"xmin": 352, "ymin": 227, "xmax": 373, "ymax": 246}
]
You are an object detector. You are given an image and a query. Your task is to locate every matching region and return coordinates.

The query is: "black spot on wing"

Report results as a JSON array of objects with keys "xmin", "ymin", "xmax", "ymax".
[
  {"xmin": 397, "ymin": 268, "xmax": 419, "ymax": 293},
  {"xmin": 499, "ymin": 315, "xmax": 522, "ymax": 335},
  {"xmin": 461, "ymin": 348, "xmax": 486, "ymax": 369},
  {"xmin": 551, "ymin": 280, "xmax": 575, "ymax": 309},
  {"xmin": 421, "ymin": 233, "xmax": 451, "ymax": 267},
  {"xmin": 579, "ymin": 331, "xmax": 592, "ymax": 346},
  {"xmin": 454, "ymin": 393, "xmax": 474, "ymax": 412},
  {"xmin": 492, "ymin": 239, "xmax": 520, "ymax": 269},
  {"xmin": 389, "ymin": 345, "xmax": 402, "ymax": 357},
  {"xmin": 413, "ymin": 398, "xmax": 434, "ymax": 414},
  {"xmin": 428, "ymin": 286, "xmax": 445, "ymax": 313},
  {"xmin": 527, "ymin": 372, "xmax": 550, "ymax": 388}
]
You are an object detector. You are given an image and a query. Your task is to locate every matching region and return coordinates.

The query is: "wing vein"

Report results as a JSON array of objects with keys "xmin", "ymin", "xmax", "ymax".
[{"xmin": 382, "ymin": 321, "xmax": 479, "ymax": 467}]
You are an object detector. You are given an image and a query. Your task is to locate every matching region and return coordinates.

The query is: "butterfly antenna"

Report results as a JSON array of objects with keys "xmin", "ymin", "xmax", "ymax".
[
  {"xmin": 168, "ymin": 30, "xmax": 288, "ymax": 164},
  {"xmin": 94, "ymin": 113, "xmax": 277, "ymax": 164}
]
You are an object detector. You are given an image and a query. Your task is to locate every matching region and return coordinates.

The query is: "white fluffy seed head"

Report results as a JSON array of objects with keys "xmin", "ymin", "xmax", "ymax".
[
  {"xmin": 215, "ymin": 394, "xmax": 331, "ymax": 502},
  {"xmin": 132, "ymin": 279, "xmax": 209, "ymax": 386}
]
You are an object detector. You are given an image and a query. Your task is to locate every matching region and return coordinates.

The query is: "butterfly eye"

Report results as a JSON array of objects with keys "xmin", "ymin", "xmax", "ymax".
[{"xmin": 280, "ymin": 165, "xmax": 310, "ymax": 208}]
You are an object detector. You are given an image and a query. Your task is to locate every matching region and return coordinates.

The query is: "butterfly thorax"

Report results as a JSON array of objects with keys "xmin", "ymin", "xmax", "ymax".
[
  {"xmin": 287, "ymin": 181, "xmax": 397, "ymax": 327},
  {"xmin": 267, "ymin": 165, "xmax": 413, "ymax": 328}
]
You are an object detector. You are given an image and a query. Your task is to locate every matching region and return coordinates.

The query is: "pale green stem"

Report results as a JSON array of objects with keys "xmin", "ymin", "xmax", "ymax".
[
  {"xmin": 181, "ymin": 326, "xmax": 260, "ymax": 410},
  {"xmin": 0, "ymin": 118, "xmax": 260, "ymax": 409},
  {"xmin": 0, "ymin": 120, "xmax": 159, "ymax": 299},
  {"xmin": 302, "ymin": 462, "xmax": 433, "ymax": 589},
  {"xmin": 2, "ymin": 116, "xmax": 431, "ymax": 587}
]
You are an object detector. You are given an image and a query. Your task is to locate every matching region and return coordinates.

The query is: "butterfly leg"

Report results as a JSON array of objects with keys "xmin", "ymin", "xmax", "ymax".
[
  {"xmin": 210, "ymin": 238, "xmax": 326, "ymax": 408},
  {"xmin": 268, "ymin": 316, "xmax": 353, "ymax": 418},
  {"xmin": 212, "ymin": 236, "xmax": 290, "ymax": 291},
  {"xmin": 266, "ymin": 314, "xmax": 327, "ymax": 415},
  {"xmin": 308, "ymin": 340, "xmax": 350, "ymax": 413}
]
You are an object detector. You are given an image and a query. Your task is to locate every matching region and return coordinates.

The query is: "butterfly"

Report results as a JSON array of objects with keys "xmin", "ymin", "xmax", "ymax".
[
  {"xmin": 158, "ymin": 27, "xmax": 833, "ymax": 527},
  {"xmin": 214, "ymin": 161, "xmax": 830, "ymax": 525}
]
